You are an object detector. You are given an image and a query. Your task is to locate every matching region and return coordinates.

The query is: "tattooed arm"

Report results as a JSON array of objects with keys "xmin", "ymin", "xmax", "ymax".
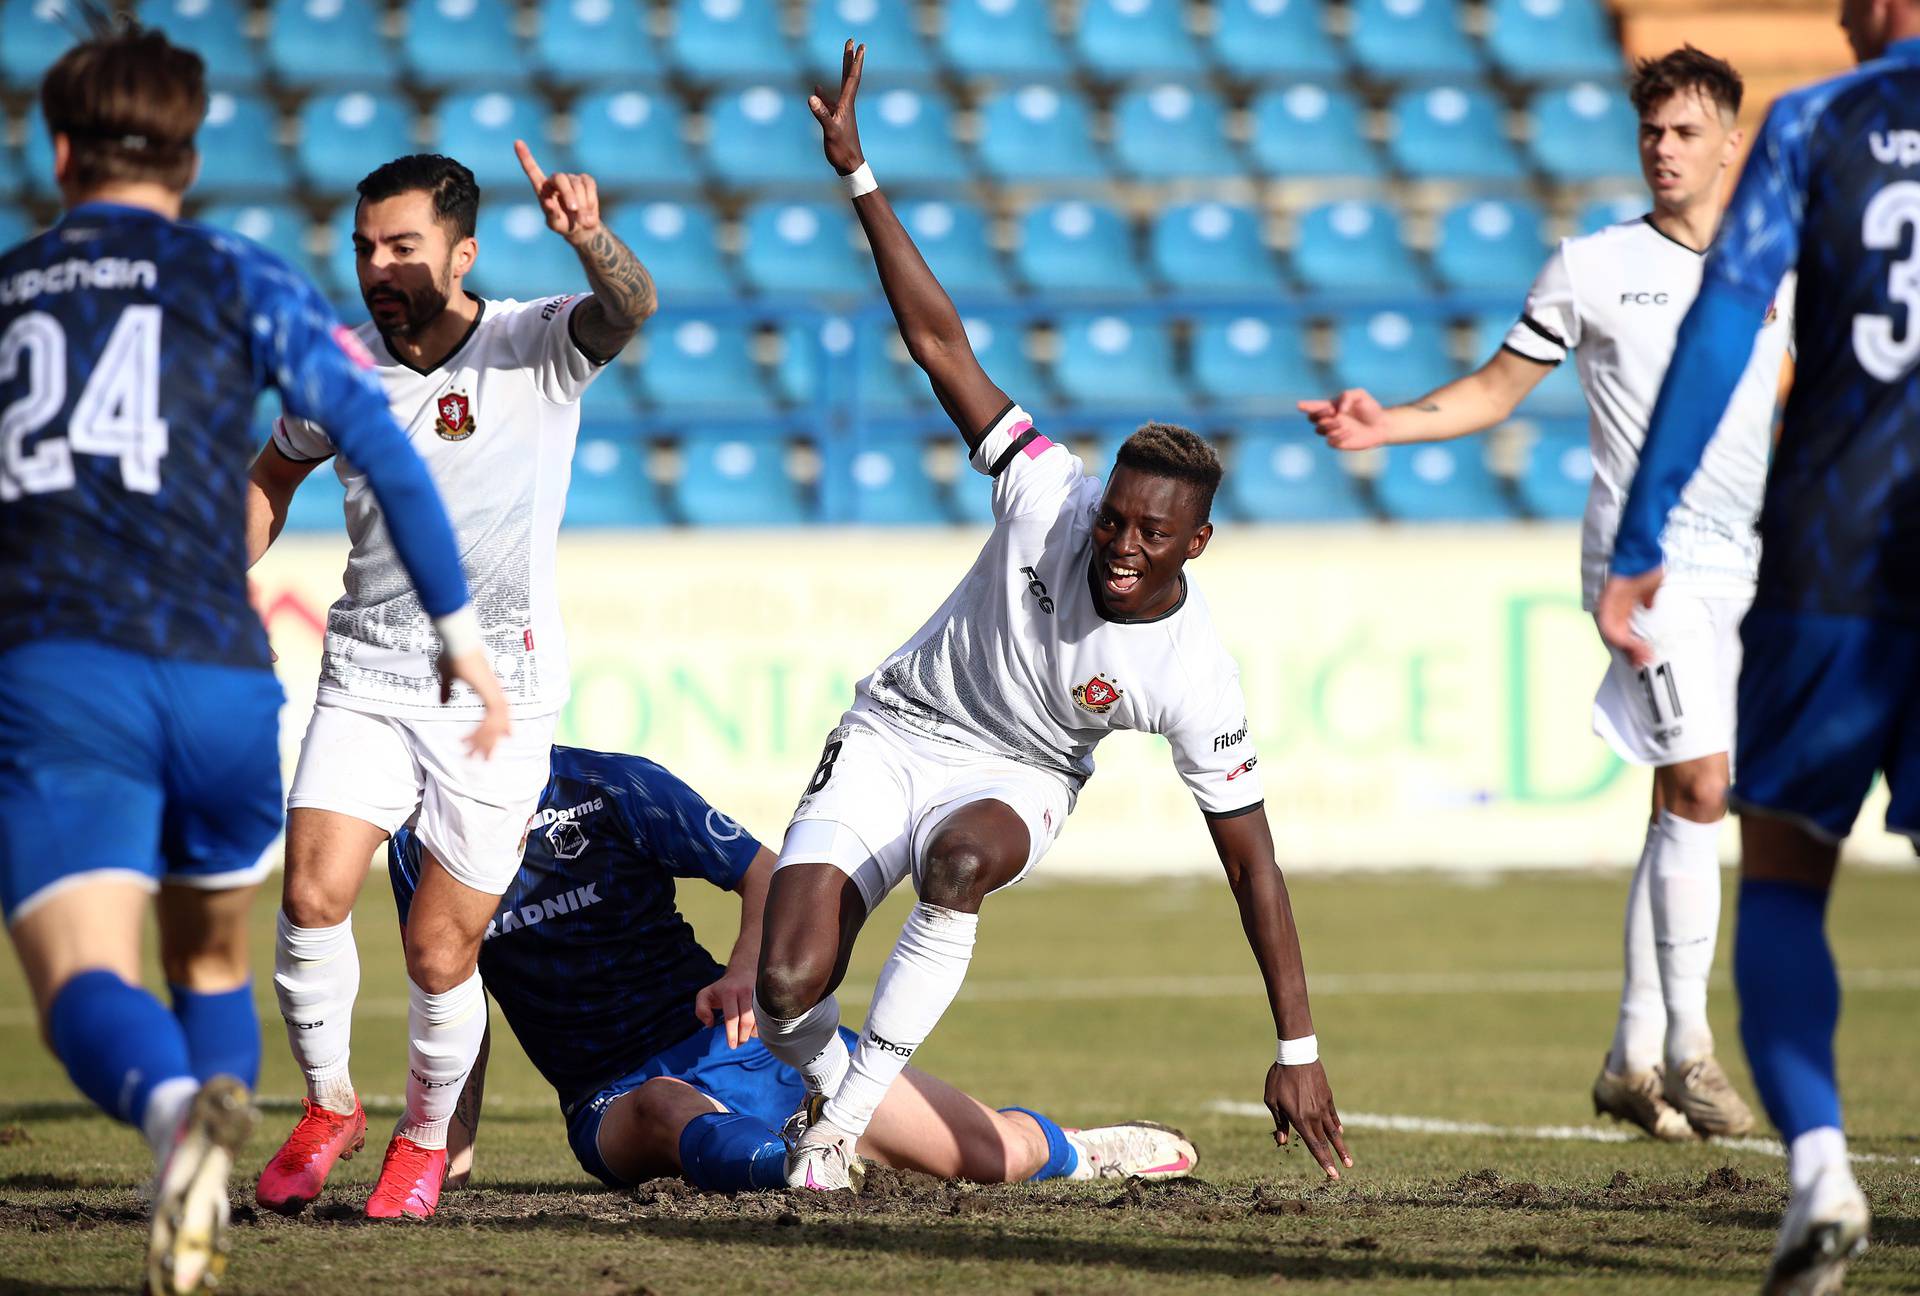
[
  {"xmin": 514, "ymin": 140, "xmax": 658, "ymax": 363},
  {"xmin": 1297, "ymin": 347, "xmax": 1552, "ymax": 452}
]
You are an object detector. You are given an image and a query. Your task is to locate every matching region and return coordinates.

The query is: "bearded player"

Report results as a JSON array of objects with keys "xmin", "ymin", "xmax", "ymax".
[
  {"xmin": 747, "ymin": 44, "xmax": 1347, "ymax": 1193},
  {"xmin": 246, "ymin": 146, "xmax": 656, "ymax": 1219}
]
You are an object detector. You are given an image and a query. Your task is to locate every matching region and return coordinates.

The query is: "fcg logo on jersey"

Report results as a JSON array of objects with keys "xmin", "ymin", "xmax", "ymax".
[
  {"xmin": 1072, "ymin": 673, "xmax": 1122, "ymax": 714},
  {"xmin": 435, "ymin": 390, "xmax": 476, "ymax": 441}
]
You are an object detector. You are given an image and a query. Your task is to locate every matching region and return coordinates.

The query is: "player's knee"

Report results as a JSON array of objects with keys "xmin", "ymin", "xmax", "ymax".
[
  {"xmin": 1665, "ymin": 769, "xmax": 1730, "ymax": 823},
  {"xmin": 755, "ymin": 954, "xmax": 831, "ymax": 1021},
  {"xmin": 918, "ymin": 839, "xmax": 1015, "ymax": 913},
  {"xmin": 402, "ymin": 935, "xmax": 479, "ymax": 995},
  {"xmin": 280, "ymin": 866, "xmax": 357, "ymax": 928},
  {"xmin": 158, "ymin": 942, "xmax": 249, "ymax": 992}
]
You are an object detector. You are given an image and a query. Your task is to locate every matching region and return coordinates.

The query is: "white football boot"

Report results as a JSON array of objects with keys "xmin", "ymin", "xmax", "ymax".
[
  {"xmin": 1592, "ymin": 1060, "xmax": 1696, "ymax": 1142},
  {"xmin": 1763, "ymin": 1166, "xmax": 1869, "ymax": 1296},
  {"xmin": 1665, "ymin": 1055, "xmax": 1757, "ymax": 1138},
  {"xmin": 1064, "ymin": 1122, "xmax": 1199, "ymax": 1180},
  {"xmin": 147, "ymin": 1075, "xmax": 256, "ymax": 1295},
  {"xmin": 783, "ymin": 1097, "xmax": 865, "ymax": 1193}
]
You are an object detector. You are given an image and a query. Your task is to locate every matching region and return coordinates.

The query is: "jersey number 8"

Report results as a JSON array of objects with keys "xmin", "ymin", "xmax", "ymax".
[{"xmin": 1, "ymin": 306, "xmax": 169, "ymax": 501}]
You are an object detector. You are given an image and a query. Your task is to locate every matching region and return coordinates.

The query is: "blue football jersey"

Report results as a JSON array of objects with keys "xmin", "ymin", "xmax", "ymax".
[{"xmin": 388, "ymin": 746, "xmax": 761, "ymax": 1113}]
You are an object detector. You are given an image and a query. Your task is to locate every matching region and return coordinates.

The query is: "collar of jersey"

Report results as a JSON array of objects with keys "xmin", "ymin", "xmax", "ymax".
[
  {"xmin": 376, "ymin": 291, "xmax": 487, "ymax": 377},
  {"xmin": 63, "ymin": 201, "xmax": 165, "ymax": 223},
  {"xmin": 1890, "ymin": 36, "xmax": 1920, "ymax": 62},
  {"xmin": 1086, "ymin": 559, "xmax": 1189, "ymax": 625}
]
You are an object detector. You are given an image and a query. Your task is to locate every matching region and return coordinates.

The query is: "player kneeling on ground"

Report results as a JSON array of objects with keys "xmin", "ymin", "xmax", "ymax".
[{"xmin": 388, "ymin": 746, "xmax": 1196, "ymax": 1192}]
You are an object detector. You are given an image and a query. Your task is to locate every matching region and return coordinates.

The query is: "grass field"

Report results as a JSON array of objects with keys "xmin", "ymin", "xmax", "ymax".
[{"xmin": 0, "ymin": 867, "xmax": 1914, "ymax": 1295}]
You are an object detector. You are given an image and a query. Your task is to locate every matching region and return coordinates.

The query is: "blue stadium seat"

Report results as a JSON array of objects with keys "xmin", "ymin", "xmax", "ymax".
[
  {"xmin": 0, "ymin": 142, "xmax": 20, "ymax": 200},
  {"xmin": 402, "ymin": 0, "xmax": 525, "ymax": 87},
  {"xmin": 1349, "ymin": 0, "xmax": 1482, "ymax": 81},
  {"xmin": 961, "ymin": 314, "xmax": 1045, "ymax": 403},
  {"xmin": 1112, "ymin": 85, "xmax": 1240, "ymax": 181},
  {"xmin": 1073, "ymin": 0, "xmax": 1205, "ymax": 78},
  {"xmin": 567, "ymin": 434, "xmax": 667, "ymax": 527},
  {"xmin": 675, "ymin": 436, "xmax": 810, "ymax": 525},
  {"xmin": 740, "ymin": 201, "xmax": 868, "ymax": 297},
  {"xmin": 1578, "ymin": 193, "xmax": 1646, "ymax": 234},
  {"xmin": 534, "ymin": 0, "xmax": 664, "ymax": 85},
  {"xmin": 607, "ymin": 200, "xmax": 736, "ymax": 301},
  {"xmin": 1529, "ymin": 83, "xmax": 1641, "ymax": 182},
  {"xmin": 2, "ymin": 0, "xmax": 79, "ymax": 89},
  {"xmin": 1469, "ymin": 312, "xmax": 1586, "ymax": 416},
  {"xmin": 939, "ymin": 0, "xmax": 1070, "ymax": 79},
  {"xmin": 138, "ymin": 0, "xmax": 263, "ymax": 88},
  {"xmin": 283, "ymin": 464, "xmax": 349, "ymax": 533},
  {"xmin": 1292, "ymin": 201, "xmax": 1426, "ymax": 299},
  {"xmin": 778, "ymin": 315, "xmax": 920, "ymax": 411},
  {"xmin": 572, "ymin": 90, "xmax": 699, "ymax": 192},
  {"xmin": 666, "ymin": 0, "xmax": 797, "ymax": 84},
  {"xmin": 898, "ymin": 200, "xmax": 1009, "ymax": 298},
  {"xmin": 859, "ymin": 88, "xmax": 970, "ymax": 186},
  {"xmin": 1150, "ymin": 203, "xmax": 1282, "ymax": 296},
  {"xmin": 1388, "ymin": 85, "xmax": 1525, "ymax": 181},
  {"xmin": 1247, "ymin": 85, "xmax": 1380, "ymax": 178},
  {"xmin": 469, "ymin": 202, "xmax": 588, "ymax": 300},
  {"xmin": 198, "ymin": 202, "xmax": 313, "ymax": 272},
  {"xmin": 1212, "ymin": 0, "xmax": 1345, "ymax": 81},
  {"xmin": 1377, "ymin": 441, "xmax": 1513, "ymax": 520},
  {"xmin": 1332, "ymin": 310, "xmax": 1457, "ymax": 401},
  {"xmin": 638, "ymin": 316, "xmax": 773, "ymax": 413},
  {"xmin": 1191, "ymin": 313, "xmax": 1323, "ymax": 407},
  {"xmin": 706, "ymin": 86, "xmax": 827, "ymax": 188},
  {"xmin": 1515, "ymin": 419, "xmax": 1591, "ymax": 519},
  {"xmin": 976, "ymin": 85, "xmax": 1108, "ymax": 183},
  {"xmin": 1053, "ymin": 312, "xmax": 1183, "ymax": 410},
  {"xmin": 1485, "ymin": 0, "xmax": 1621, "ymax": 82},
  {"xmin": 578, "ymin": 365, "xmax": 649, "ymax": 422},
  {"xmin": 841, "ymin": 435, "xmax": 948, "ymax": 524},
  {"xmin": 320, "ymin": 199, "xmax": 360, "ymax": 300},
  {"xmin": 435, "ymin": 92, "xmax": 556, "ymax": 189},
  {"xmin": 1433, "ymin": 198, "xmax": 1547, "ymax": 294},
  {"xmin": 296, "ymin": 92, "xmax": 412, "ymax": 195},
  {"xmin": 1014, "ymin": 201, "xmax": 1143, "ymax": 296},
  {"xmin": 195, "ymin": 93, "xmax": 291, "ymax": 195},
  {"xmin": 265, "ymin": 0, "xmax": 400, "ymax": 89},
  {"xmin": 0, "ymin": 207, "xmax": 34, "ymax": 248},
  {"xmin": 21, "ymin": 108, "xmax": 56, "ymax": 199},
  {"xmin": 803, "ymin": 0, "xmax": 936, "ymax": 80},
  {"xmin": 1228, "ymin": 431, "xmax": 1372, "ymax": 521}
]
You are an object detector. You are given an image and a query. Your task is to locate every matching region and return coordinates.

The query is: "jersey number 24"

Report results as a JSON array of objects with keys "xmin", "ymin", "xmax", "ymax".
[{"xmin": 1, "ymin": 306, "xmax": 168, "ymax": 501}]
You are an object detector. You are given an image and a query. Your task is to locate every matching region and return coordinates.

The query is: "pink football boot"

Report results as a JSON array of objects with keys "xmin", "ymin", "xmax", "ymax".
[
  {"xmin": 364, "ymin": 1135, "xmax": 447, "ymax": 1220},
  {"xmin": 256, "ymin": 1097, "xmax": 366, "ymax": 1215}
]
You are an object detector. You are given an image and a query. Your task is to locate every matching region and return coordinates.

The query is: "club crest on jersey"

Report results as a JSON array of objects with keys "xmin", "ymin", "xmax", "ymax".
[
  {"xmin": 435, "ymin": 390, "xmax": 476, "ymax": 441},
  {"xmin": 1072, "ymin": 674, "xmax": 1122, "ymax": 714}
]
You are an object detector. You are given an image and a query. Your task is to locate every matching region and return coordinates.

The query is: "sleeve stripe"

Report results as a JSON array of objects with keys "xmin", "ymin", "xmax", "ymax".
[
  {"xmin": 565, "ymin": 296, "xmax": 616, "ymax": 367},
  {"xmin": 1520, "ymin": 315, "xmax": 1568, "ymax": 350},
  {"xmin": 1500, "ymin": 342, "xmax": 1559, "ymax": 368},
  {"xmin": 989, "ymin": 426, "xmax": 1042, "ymax": 477},
  {"xmin": 972, "ymin": 398, "xmax": 1018, "ymax": 447},
  {"xmin": 1203, "ymin": 800, "xmax": 1265, "ymax": 822},
  {"xmin": 270, "ymin": 421, "xmax": 332, "ymax": 464}
]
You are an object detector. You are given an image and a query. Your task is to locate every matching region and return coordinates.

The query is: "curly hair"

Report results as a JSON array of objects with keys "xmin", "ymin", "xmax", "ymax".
[
  {"xmin": 1114, "ymin": 422, "xmax": 1223, "ymax": 523},
  {"xmin": 1630, "ymin": 45, "xmax": 1743, "ymax": 120}
]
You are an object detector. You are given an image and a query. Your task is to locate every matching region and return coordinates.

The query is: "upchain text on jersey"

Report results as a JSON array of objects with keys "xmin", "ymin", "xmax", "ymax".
[
  {"xmin": 1503, "ymin": 218, "xmax": 1795, "ymax": 610},
  {"xmin": 274, "ymin": 293, "xmax": 606, "ymax": 717},
  {"xmin": 1613, "ymin": 37, "xmax": 1920, "ymax": 621},
  {"xmin": 387, "ymin": 745, "xmax": 760, "ymax": 1114},
  {"xmin": 860, "ymin": 403, "xmax": 1263, "ymax": 819},
  {"xmin": 0, "ymin": 204, "xmax": 469, "ymax": 666}
]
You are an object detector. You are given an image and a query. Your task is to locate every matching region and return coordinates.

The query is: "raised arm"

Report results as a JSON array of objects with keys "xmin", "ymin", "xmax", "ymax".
[
  {"xmin": 1298, "ymin": 347, "xmax": 1550, "ymax": 451},
  {"xmin": 810, "ymin": 42, "xmax": 1010, "ymax": 450},
  {"xmin": 514, "ymin": 140, "xmax": 658, "ymax": 362}
]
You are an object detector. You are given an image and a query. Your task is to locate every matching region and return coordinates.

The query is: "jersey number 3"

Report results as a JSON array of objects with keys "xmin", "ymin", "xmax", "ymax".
[
  {"xmin": 1853, "ymin": 181, "xmax": 1920, "ymax": 384},
  {"xmin": 1, "ymin": 306, "xmax": 169, "ymax": 501}
]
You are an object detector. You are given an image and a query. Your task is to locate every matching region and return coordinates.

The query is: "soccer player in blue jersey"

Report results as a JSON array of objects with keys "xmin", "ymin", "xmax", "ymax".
[
  {"xmin": 388, "ymin": 745, "xmax": 1200, "ymax": 1193},
  {"xmin": 1598, "ymin": 2, "xmax": 1920, "ymax": 1288},
  {"xmin": 0, "ymin": 28, "xmax": 506, "ymax": 1296}
]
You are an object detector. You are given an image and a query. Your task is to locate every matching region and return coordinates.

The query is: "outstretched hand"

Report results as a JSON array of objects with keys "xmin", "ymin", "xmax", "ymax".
[
  {"xmin": 1297, "ymin": 389, "xmax": 1389, "ymax": 451},
  {"xmin": 1267, "ymin": 1061, "xmax": 1351, "ymax": 1180},
  {"xmin": 514, "ymin": 139, "xmax": 602, "ymax": 247},
  {"xmin": 807, "ymin": 39, "xmax": 867, "ymax": 175},
  {"xmin": 1597, "ymin": 569, "xmax": 1665, "ymax": 668}
]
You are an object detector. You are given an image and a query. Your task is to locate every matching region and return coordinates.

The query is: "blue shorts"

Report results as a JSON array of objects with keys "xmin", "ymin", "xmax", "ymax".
[
  {"xmin": 0, "ymin": 639, "xmax": 285, "ymax": 922},
  {"xmin": 1733, "ymin": 609, "xmax": 1920, "ymax": 843},
  {"xmin": 566, "ymin": 1024, "xmax": 859, "ymax": 1188}
]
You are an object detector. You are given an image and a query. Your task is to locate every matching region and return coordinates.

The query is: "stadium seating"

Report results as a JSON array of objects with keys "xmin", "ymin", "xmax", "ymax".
[
  {"xmin": 739, "ymin": 201, "xmax": 870, "ymax": 297},
  {"xmin": 674, "ymin": 436, "xmax": 811, "ymax": 525},
  {"xmin": 1053, "ymin": 312, "xmax": 1184, "ymax": 409},
  {"xmin": 1190, "ymin": 313, "xmax": 1324, "ymax": 407},
  {"xmin": 1015, "ymin": 201, "xmax": 1144, "ymax": 296},
  {"xmin": 572, "ymin": 90, "xmax": 700, "ymax": 192},
  {"xmin": 1, "ymin": 0, "xmax": 80, "ymax": 89},
  {"xmin": 1111, "ymin": 86, "xmax": 1241, "ymax": 181},
  {"xmin": 1578, "ymin": 193, "xmax": 1648, "ymax": 234},
  {"xmin": 666, "ymin": 0, "xmax": 798, "ymax": 84},
  {"xmin": 976, "ymin": 85, "xmax": 1109, "ymax": 183},
  {"xmin": 193, "ymin": 93, "xmax": 292, "ymax": 196},
  {"xmin": 402, "ymin": 0, "xmax": 525, "ymax": 87},
  {"xmin": 858, "ymin": 89, "xmax": 971, "ymax": 186},
  {"xmin": 1074, "ymin": 0, "xmax": 1207, "ymax": 79},
  {"xmin": 607, "ymin": 200, "xmax": 736, "ymax": 301},
  {"xmin": 706, "ymin": 86, "xmax": 828, "ymax": 188},
  {"xmin": 897, "ymin": 200, "xmax": 1009, "ymax": 298},
  {"xmin": 434, "ymin": 91, "xmax": 555, "ymax": 188},
  {"xmin": 1514, "ymin": 419, "xmax": 1592, "ymax": 520},
  {"xmin": 778, "ymin": 315, "xmax": 920, "ymax": 411},
  {"xmin": 20, "ymin": 108, "xmax": 56, "ymax": 199},
  {"xmin": 1529, "ymin": 83, "xmax": 1643, "ymax": 183},
  {"xmin": 0, "ymin": 207, "xmax": 32, "ymax": 248},
  {"xmin": 1485, "ymin": 0, "xmax": 1622, "ymax": 83},
  {"xmin": 1247, "ymin": 85, "xmax": 1381, "ymax": 178},
  {"xmin": 198, "ymin": 201, "xmax": 314, "ymax": 271},
  {"xmin": 296, "ymin": 91, "xmax": 412, "ymax": 195},
  {"xmin": 566, "ymin": 434, "xmax": 668, "ymax": 527},
  {"xmin": 533, "ymin": 0, "xmax": 665, "ymax": 86},
  {"xmin": 1388, "ymin": 85, "xmax": 1526, "ymax": 182},
  {"xmin": 1376, "ymin": 440, "xmax": 1515, "ymax": 520},
  {"xmin": 1211, "ymin": 0, "xmax": 1347, "ymax": 82},
  {"xmin": 1292, "ymin": 201, "xmax": 1427, "ymax": 299},
  {"xmin": 1348, "ymin": 0, "xmax": 1483, "ymax": 82},
  {"xmin": 803, "ymin": 0, "xmax": 937, "ymax": 81},
  {"xmin": 468, "ymin": 201, "xmax": 588, "ymax": 300},
  {"xmin": 1227, "ymin": 431, "xmax": 1373, "ymax": 521},
  {"xmin": 960, "ymin": 313, "xmax": 1046, "ymax": 403},
  {"xmin": 636, "ymin": 316, "xmax": 774, "ymax": 414},
  {"xmin": 839, "ymin": 435, "xmax": 950, "ymax": 524},
  {"xmin": 0, "ymin": 140, "xmax": 20, "ymax": 201},
  {"xmin": 939, "ymin": 0, "xmax": 1071, "ymax": 80},
  {"xmin": 1432, "ymin": 198, "xmax": 1548, "ymax": 294},
  {"xmin": 137, "ymin": 0, "xmax": 264, "ymax": 88},
  {"xmin": 1150, "ymin": 203, "xmax": 1284, "ymax": 296},
  {"xmin": 1332, "ymin": 310, "xmax": 1458, "ymax": 401},
  {"xmin": 264, "ymin": 0, "xmax": 400, "ymax": 89}
]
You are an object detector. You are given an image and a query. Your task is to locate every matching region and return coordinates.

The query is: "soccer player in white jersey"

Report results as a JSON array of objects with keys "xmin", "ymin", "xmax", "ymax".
[
  {"xmin": 244, "ymin": 149, "xmax": 656, "ymax": 1219},
  {"xmin": 1301, "ymin": 47, "xmax": 1792, "ymax": 1142},
  {"xmin": 748, "ymin": 44, "xmax": 1349, "ymax": 1193}
]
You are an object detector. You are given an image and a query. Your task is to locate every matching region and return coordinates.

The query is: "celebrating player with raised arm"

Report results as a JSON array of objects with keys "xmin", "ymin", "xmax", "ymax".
[
  {"xmin": 749, "ymin": 43, "xmax": 1347, "ymax": 1194},
  {"xmin": 389, "ymin": 746, "xmax": 1198, "ymax": 1194},
  {"xmin": 1599, "ymin": 5, "xmax": 1920, "ymax": 1288},
  {"xmin": 0, "ymin": 28, "xmax": 499, "ymax": 1296},
  {"xmin": 1303, "ymin": 47, "xmax": 1788, "ymax": 1146},
  {"xmin": 247, "ymin": 147, "xmax": 656, "ymax": 1221}
]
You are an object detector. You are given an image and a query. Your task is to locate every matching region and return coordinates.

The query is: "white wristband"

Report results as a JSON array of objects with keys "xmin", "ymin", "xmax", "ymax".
[
  {"xmin": 1276, "ymin": 1034, "xmax": 1319, "ymax": 1067},
  {"xmin": 433, "ymin": 604, "xmax": 483, "ymax": 659},
  {"xmin": 840, "ymin": 161, "xmax": 878, "ymax": 198}
]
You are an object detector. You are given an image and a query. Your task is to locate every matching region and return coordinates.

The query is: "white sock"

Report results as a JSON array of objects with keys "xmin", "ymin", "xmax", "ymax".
[
  {"xmin": 397, "ymin": 970, "xmax": 486, "ymax": 1150},
  {"xmin": 1608, "ymin": 828, "xmax": 1666, "ymax": 1075},
  {"xmin": 142, "ymin": 1077, "xmax": 200, "ymax": 1164},
  {"xmin": 754, "ymin": 993, "xmax": 850, "ymax": 1097},
  {"xmin": 1649, "ymin": 809, "xmax": 1723, "ymax": 1066},
  {"xmin": 1789, "ymin": 1126, "xmax": 1850, "ymax": 1193},
  {"xmin": 822, "ymin": 903, "xmax": 978, "ymax": 1141},
  {"xmin": 273, "ymin": 911, "xmax": 360, "ymax": 1114}
]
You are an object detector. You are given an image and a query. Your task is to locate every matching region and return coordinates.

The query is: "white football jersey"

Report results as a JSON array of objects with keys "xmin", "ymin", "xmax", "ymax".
[
  {"xmin": 1502, "ymin": 217, "xmax": 1795, "ymax": 609},
  {"xmin": 274, "ymin": 294, "xmax": 604, "ymax": 718},
  {"xmin": 858, "ymin": 404, "xmax": 1264, "ymax": 819}
]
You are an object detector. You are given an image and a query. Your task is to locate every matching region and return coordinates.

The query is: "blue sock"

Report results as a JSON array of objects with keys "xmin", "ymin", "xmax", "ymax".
[
  {"xmin": 1001, "ymin": 1106, "xmax": 1078, "ymax": 1180},
  {"xmin": 1735, "ymin": 878, "xmax": 1844, "ymax": 1139},
  {"xmin": 677, "ymin": 1112, "xmax": 788, "ymax": 1192},
  {"xmin": 47, "ymin": 970, "xmax": 194, "ymax": 1129},
  {"xmin": 169, "ymin": 982, "xmax": 260, "ymax": 1088}
]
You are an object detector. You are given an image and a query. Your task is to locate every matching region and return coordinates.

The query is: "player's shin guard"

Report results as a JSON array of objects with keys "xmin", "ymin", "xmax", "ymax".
[
  {"xmin": 823, "ymin": 903, "xmax": 978, "ymax": 1140},
  {"xmin": 273, "ymin": 911, "xmax": 359, "ymax": 1114},
  {"xmin": 755, "ymin": 993, "xmax": 850, "ymax": 1097},
  {"xmin": 170, "ymin": 982, "xmax": 261, "ymax": 1088},
  {"xmin": 1734, "ymin": 878, "xmax": 1843, "ymax": 1142},
  {"xmin": 999, "ymin": 1107, "xmax": 1079, "ymax": 1181},
  {"xmin": 48, "ymin": 970, "xmax": 199, "ymax": 1158},
  {"xmin": 396, "ymin": 970, "xmax": 485, "ymax": 1150},
  {"xmin": 1650, "ymin": 810, "xmax": 1722, "ymax": 1064},
  {"xmin": 1609, "ymin": 829, "xmax": 1666, "ymax": 1074},
  {"xmin": 677, "ymin": 1113, "xmax": 788, "ymax": 1192}
]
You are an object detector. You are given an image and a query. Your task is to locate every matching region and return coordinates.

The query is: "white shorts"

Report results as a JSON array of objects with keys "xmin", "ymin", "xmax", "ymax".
[
  {"xmin": 776, "ymin": 708, "xmax": 1071, "ymax": 913},
  {"xmin": 1592, "ymin": 591, "xmax": 1748, "ymax": 767},
  {"xmin": 287, "ymin": 700, "xmax": 557, "ymax": 896}
]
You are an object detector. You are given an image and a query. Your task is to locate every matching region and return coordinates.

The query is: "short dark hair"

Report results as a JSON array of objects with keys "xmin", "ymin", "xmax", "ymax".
[
  {"xmin": 41, "ymin": 24, "xmax": 206, "ymax": 194},
  {"xmin": 356, "ymin": 154, "xmax": 480, "ymax": 241},
  {"xmin": 1630, "ymin": 45, "xmax": 1743, "ymax": 120},
  {"xmin": 1114, "ymin": 422, "xmax": 1223, "ymax": 522}
]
